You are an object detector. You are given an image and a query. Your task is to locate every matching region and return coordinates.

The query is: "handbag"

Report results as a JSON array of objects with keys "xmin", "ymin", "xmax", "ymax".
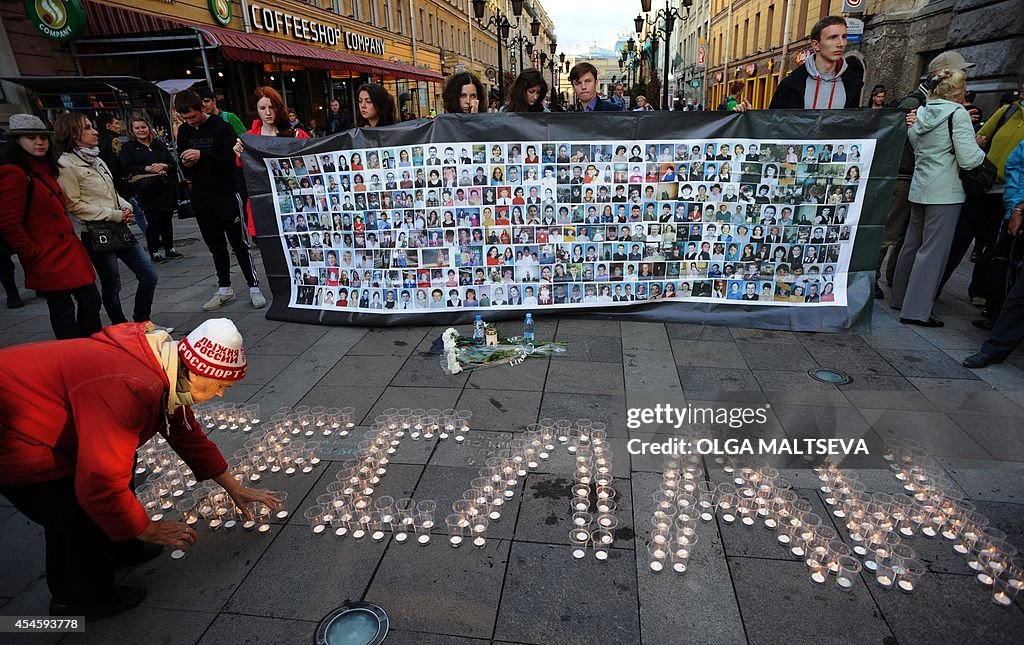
[
  {"xmin": 946, "ymin": 114, "xmax": 997, "ymax": 196},
  {"xmin": 85, "ymin": 220, "xmax": 136, "ymax": 253},
  {"xmin": 127, "ymin": 172, "xmax": 168, "ymax": 196}
]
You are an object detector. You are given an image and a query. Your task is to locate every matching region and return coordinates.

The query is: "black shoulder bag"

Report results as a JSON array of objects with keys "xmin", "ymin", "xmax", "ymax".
[{"xmin": 947, "ymin": 114, "xmax": 997, "ymax": 196}]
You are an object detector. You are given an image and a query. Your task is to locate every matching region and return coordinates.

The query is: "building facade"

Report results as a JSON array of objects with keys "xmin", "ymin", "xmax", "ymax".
[{"xmin": 1, "ymin": 0, "xmax": 558, "ymax": 126}]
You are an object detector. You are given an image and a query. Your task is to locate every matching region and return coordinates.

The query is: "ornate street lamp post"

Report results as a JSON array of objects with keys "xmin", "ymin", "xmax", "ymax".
[{"xmin": 472, "ymin": 0, "xmax": 526, "ymax": 104}]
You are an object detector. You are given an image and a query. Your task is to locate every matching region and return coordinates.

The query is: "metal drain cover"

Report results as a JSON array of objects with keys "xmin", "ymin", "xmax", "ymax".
[
  {"xmin": 808, "ymin": 368, "xmax": 851, "ymax": 385},
  {"xmin": 315, "ymin": 601, "xmax": 389, "ymax": 645}
]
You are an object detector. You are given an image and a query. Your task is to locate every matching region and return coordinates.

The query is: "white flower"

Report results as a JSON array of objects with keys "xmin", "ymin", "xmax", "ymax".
[
  {"xmin": 442, "ymin": 327, "xmax": 459, "ymax": 353},
  {"xmin": 445, "ymin": 350, "xmax": 463, "ymax": 374}
]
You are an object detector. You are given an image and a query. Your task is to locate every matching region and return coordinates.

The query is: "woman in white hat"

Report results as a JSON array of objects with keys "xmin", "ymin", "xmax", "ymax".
[
  {"xmin": 0, "ymin": 318, "xmax": 278, "ymax": 619},
  {"xmin": 0, "ymin": 113, "xmax": 101, "ymax": 338}
]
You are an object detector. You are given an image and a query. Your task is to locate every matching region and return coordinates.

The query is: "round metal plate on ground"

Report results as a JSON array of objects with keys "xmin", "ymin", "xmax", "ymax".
[
  {"xmin": 807, "ymin": 368, "xmax": 851, "ymax": 385},
  {"xmin": 315, "ymin": 601, "xmax": 389, "ymax": 645}
]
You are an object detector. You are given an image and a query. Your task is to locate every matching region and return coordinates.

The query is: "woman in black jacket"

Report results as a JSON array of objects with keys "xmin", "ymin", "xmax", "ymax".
[{"xmin": 120, "ymin": 115, "xmax": 181, "ymax": 263}]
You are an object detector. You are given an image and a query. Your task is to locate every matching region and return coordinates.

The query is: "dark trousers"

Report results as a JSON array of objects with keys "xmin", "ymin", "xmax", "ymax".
[
  {"xmin": 0, "ymin": 478, "xmax": 116, "ymax": 604},
  {"xmin": 982, "ymin": 266, "xmax": 1024, "ymax": 360},
  {"xmin": 0, "ymin": 241, "xmax": 18, "ymax": 296},
  {"xmin": 81, "ymin": 232, "xmax": 159, "ymax": 324},
  {"xmin": 39, "ymin": 284, "xmax": 102, "ymax": 339},
  {"xmin": 194, "ymin": 192, "xmax": 259, "ymax": 289},
  {"xmin": 144, "ymin": 209, "xmax": 175, "ymax": 254},
  {"xmin": 939, "ymin": 192, "xmax": 1003, "ymax": 296}
]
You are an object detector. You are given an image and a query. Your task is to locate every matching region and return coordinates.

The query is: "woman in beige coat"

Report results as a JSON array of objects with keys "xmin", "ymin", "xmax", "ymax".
[{"xmin": 54, "ymin": 113, "xmax": 169, "ymax": 331}]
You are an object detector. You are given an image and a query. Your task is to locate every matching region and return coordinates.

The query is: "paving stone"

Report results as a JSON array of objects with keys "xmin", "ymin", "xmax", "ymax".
[
  {"xmin": 802, "ymin": 344, "xmax": 901, "ymax": 377},
  {"xmin": 670, "ymin": 339, "xmax": 749, "ymax": 369},
  {"xmin": 556, "ymin": 318, "xmax": 622, "ymax": 337},
  {"xmin": 247, "ymin": 329, "xmax": 328, "ymax": 355},
  {"xmin": 678, "ymin": 367, "xmax": 768, "ymax": 405},
  {"xmin": 860, "ymin": 328, "xmax": 943, "ymax": 351},
  {"xmin": 873, "ymin": 348, "xmax": 982, "ymax": 380},
  {"xmin": 866, "ymin": 571, "xmax": 1024, "ymax": 645},
  {"xmin": 317, "ymin": 355, "xmax": 408, "ymax": 387},
  {"xmin": 347, "ymin": 328, "xmax": 431, "ymax": 356},
  {"xmin": 737, "ymin": 341, "xmax": 820, "ymax": 372},
  {"xmin": 716, "ymin": 487, "xmax": 838, "ymax": 559},
  {"xmin": 861, "ymin": 409, "xmax": 992, "ymax": 460},
  {"xmin": 516, "ymin": 474, "xmax": 633, "ymax": 547},
  {"xmin": 772, "ymin": 404, "xmax": 890, "ymax": 469},
  {"xmin": 631, "ymin": 472, "xmax": 746, "ymax": 644},
  {"xmin": 465, "ymin": 357, "xmax": 550, "ymax": 391},
  {"xmin": 916, "ymin": 389, "xmax": 1024, "ymax": 417},
  {"xmin": 666, "ymin": 323, "xmax": 734, "ymax": 341},
  {"xmin": 456, "ymin": 389, "xmax": 544, "ymax": 431},
  {"xmin": 623, "ymin": 350, "xmax": 683, "ymax": 392},
  {"xmin": 300, "ymin": 385, "xmax": 386, "ymax": 427},
  {"xmin": 224, "ymin": 524, "xmax": 388, "ymax": 621},
  {"xmin": 539, "ymin": 392, "xmax": 629, "ymax": 436},
  {"xmin": 365, "ymin": 387, "xmax": 465, "ymax": 425},
  {"xmin": 546, "ymin": 360, "xmax": 625, "ymax": 395},
  {"xmin": 729, "ymin": 557, "xmax": 896, "ymax": 645},
  {"xmin": 384, "ymin": 631, "xmax": 491, "ymax": 645},
  {"xmin": 972, "ymin": 500, "xmax": 1024, "ymax": 555},
  {"xmin": 493, "ymin": 542, "xmax": 640, "ymax": 645},
  {"xmin": 427, "ymin": 430, "xmax": 515, "ymax": 468},
  {"xmin": 947, "ymin": 413, "xmax": 1024, "ymax": 463},
  {"xmin": 939, "ymin": 458, "xmax": 1024, "ymax": 504},
  {"xmin": 752, "ymin": 370, "xmax": 852, "ymax": 407},
  {"xmin": 730, "ymin": 327, "xmax": 802, "ymax": 343},
  {"xmin": 392, "ymin": 352, "xmax": 470, "ymax": 388},
  {"xmin": 0, "ymin": 512, "xmax": 44, "ymax": 598},
  {"xmin": 198, "ymin": 614, "xmax": 318, "ymax": 644},
  {"xmin": 552, "ymin": 334, "xmax": 624, "ymax": 363},
  {"xmin": 61, "ymin": 608, "xmax": 217, "ymax": 645},
  {"xmin": 410, "ymin": 465, "xmax": 521, "ymax": 541},
  {"xmin": 621, "ymin": 321, "xmax": 671, "ymax": 352},
  {"xmin": 365, "ymin": 538, "xmax": 510, "ymax": 640},
  {"xmin": 838, "ymin": 374, "xmax": 939, "ymax": 411}
]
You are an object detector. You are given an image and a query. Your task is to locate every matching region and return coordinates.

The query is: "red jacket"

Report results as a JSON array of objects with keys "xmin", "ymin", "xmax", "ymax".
[
  {"xmin": 240, "ymin": 120, "xmax": 309, "ymax": 236},
  {"xmin": 0, "ymin": 158, "xmax": 96, "ymax": 291},
  {"xmin": 0, "ymin": 323, "xmax": 229, "ymax": 540}
]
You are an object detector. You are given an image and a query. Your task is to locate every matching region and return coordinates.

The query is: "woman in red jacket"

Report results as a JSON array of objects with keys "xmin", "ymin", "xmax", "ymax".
[
  {"xmin": 233, "ymin": 86, "xmax": 309, "ymax": 237},
  {"xmin": 0, "ymin": 114, "xmax": 101, "ymax": 338},
  {"xmin": 0, "ymin": 318, "xmax": 278, "ymax": 618}
]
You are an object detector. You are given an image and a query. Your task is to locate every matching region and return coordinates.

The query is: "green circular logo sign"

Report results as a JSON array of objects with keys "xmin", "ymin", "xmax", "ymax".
[
  {"xmin": 689, "ymin": 79, "xmax": 701, "ymax": 88},
  {"xmin": 208, "ymin": 0, "xmax": 233, "ymax": 27},
  {"xmin": 24, "ymin": 0, "xmax": 86, "ymax": 43}
]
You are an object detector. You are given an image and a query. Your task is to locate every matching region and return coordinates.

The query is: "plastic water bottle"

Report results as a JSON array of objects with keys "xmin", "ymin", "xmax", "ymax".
[
  {"xmin": 473, "ymin": 314, "xmax": 485, "ymax": 344},
  {"xmin": 523, "ymin": 313, "xmax": 535, "ymax": 343}
]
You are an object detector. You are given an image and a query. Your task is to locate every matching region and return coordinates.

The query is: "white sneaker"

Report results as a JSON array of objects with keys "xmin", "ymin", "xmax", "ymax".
[
  {"xmin": 250, "ymin": 289, "xmax": 267, "ymax": 309},
  {"xmin": 151, "ymin": 323, "xmax": 175, "ymax": 334},
  {"xmin": 203, "ymin": 291, "xmax": 235, "ymax": 311}
]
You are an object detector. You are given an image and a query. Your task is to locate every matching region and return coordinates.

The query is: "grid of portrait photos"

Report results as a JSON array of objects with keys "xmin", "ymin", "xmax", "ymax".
[{"xmin": 267, "ymin": 138, "xmax": 873, "ymax": 311}]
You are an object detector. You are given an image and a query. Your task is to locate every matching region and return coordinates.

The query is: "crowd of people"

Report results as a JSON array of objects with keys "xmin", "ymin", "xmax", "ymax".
[{"xmin": 0, "ymin": 12, "xmax": 1022, "ymax": 623}]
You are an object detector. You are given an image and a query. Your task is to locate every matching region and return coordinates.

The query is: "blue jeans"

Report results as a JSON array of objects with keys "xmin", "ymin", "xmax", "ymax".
[
  {"xmin": 130, "ymin": 197, "xmax": 148, "ymax": 235},
  {"xmin": 81, "ymin": 232, "xmax": 158, "ymax": 324}
]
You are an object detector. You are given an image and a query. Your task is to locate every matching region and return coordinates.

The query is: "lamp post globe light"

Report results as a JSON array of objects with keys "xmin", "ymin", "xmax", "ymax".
[
  {"xmin": 507, "ymin": 17, "xmax": 541, "ymax": 74},
  {"xmin": 635, "ymin": 0, "xmax": 692, "ymax": 110},
  {"xmin": 472, "ymin": 0, "xmax": 526, "ymax": 104}
]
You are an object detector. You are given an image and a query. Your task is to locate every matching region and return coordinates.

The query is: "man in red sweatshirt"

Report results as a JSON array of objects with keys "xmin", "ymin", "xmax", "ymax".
[{"xmin": 0, "ymin": 319, "xmax": 277, "ymax": 618}]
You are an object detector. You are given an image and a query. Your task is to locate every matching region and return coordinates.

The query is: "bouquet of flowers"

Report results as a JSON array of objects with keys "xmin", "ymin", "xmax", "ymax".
[{"xmin": 440, "ymin": 327, "xmax": 567, "ymax": 375}]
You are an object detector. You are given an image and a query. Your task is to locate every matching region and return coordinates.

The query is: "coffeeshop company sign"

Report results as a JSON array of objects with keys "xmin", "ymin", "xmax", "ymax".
[
  {"xmin": 24, "ymin": 0, "xmax": 86, "ymax": 42},
  {"xmin": 247, "ymin": 2, "xmax": 342, "ymax": 46}
]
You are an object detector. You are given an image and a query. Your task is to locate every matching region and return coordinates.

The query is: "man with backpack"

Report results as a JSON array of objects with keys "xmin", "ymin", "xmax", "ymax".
[{"xmin": 720, "ymin": 81, "xmax": 751, "ymax": 112}]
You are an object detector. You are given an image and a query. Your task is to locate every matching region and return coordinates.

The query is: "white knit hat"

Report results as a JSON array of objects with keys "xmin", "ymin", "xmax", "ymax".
[{"xmin": 178, "ymin": 318, "xmax": 247, "ymax": 381}]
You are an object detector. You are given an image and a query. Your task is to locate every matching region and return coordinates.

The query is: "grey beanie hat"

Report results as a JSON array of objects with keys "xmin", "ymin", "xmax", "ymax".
[{"xmin": 7, "ymin": 114, "xmax": 52, "ymax": 136}]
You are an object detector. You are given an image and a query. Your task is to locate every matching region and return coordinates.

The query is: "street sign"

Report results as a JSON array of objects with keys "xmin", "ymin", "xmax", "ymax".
[
  {"xmin": 846, "ymin": 18, "xmax": 864, "ymax": 35},
  {"xmin": 697, "ymin": 46, "xmax": 706, "ymax": 66},
  {"xmin": 847, "ymin": 35, "xmax": 863, "ymax": 43},
  {"xmin": 842, "ymin": 0, "xmax": 865, "ymax": 14},
  {"xmin": 689, "ymin": 79, "xmax": 701, "ymax": 88}
]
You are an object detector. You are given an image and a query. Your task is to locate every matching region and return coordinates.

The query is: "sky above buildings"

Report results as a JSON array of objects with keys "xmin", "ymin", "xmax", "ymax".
[{"xmin": 546, "ymin": 0, "xmax": 635, "ymax": 54}]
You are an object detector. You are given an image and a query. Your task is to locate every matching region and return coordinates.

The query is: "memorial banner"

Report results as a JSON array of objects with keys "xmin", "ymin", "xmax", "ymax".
[{"xmin": 241, "ymin": 111, "xmax": 904, "ymax": 332}]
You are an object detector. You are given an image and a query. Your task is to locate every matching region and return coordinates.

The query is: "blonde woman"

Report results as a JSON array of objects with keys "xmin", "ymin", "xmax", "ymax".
[{"xmin": 890, "ymin": 68, "xmax": 986, "ymax": 327}]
